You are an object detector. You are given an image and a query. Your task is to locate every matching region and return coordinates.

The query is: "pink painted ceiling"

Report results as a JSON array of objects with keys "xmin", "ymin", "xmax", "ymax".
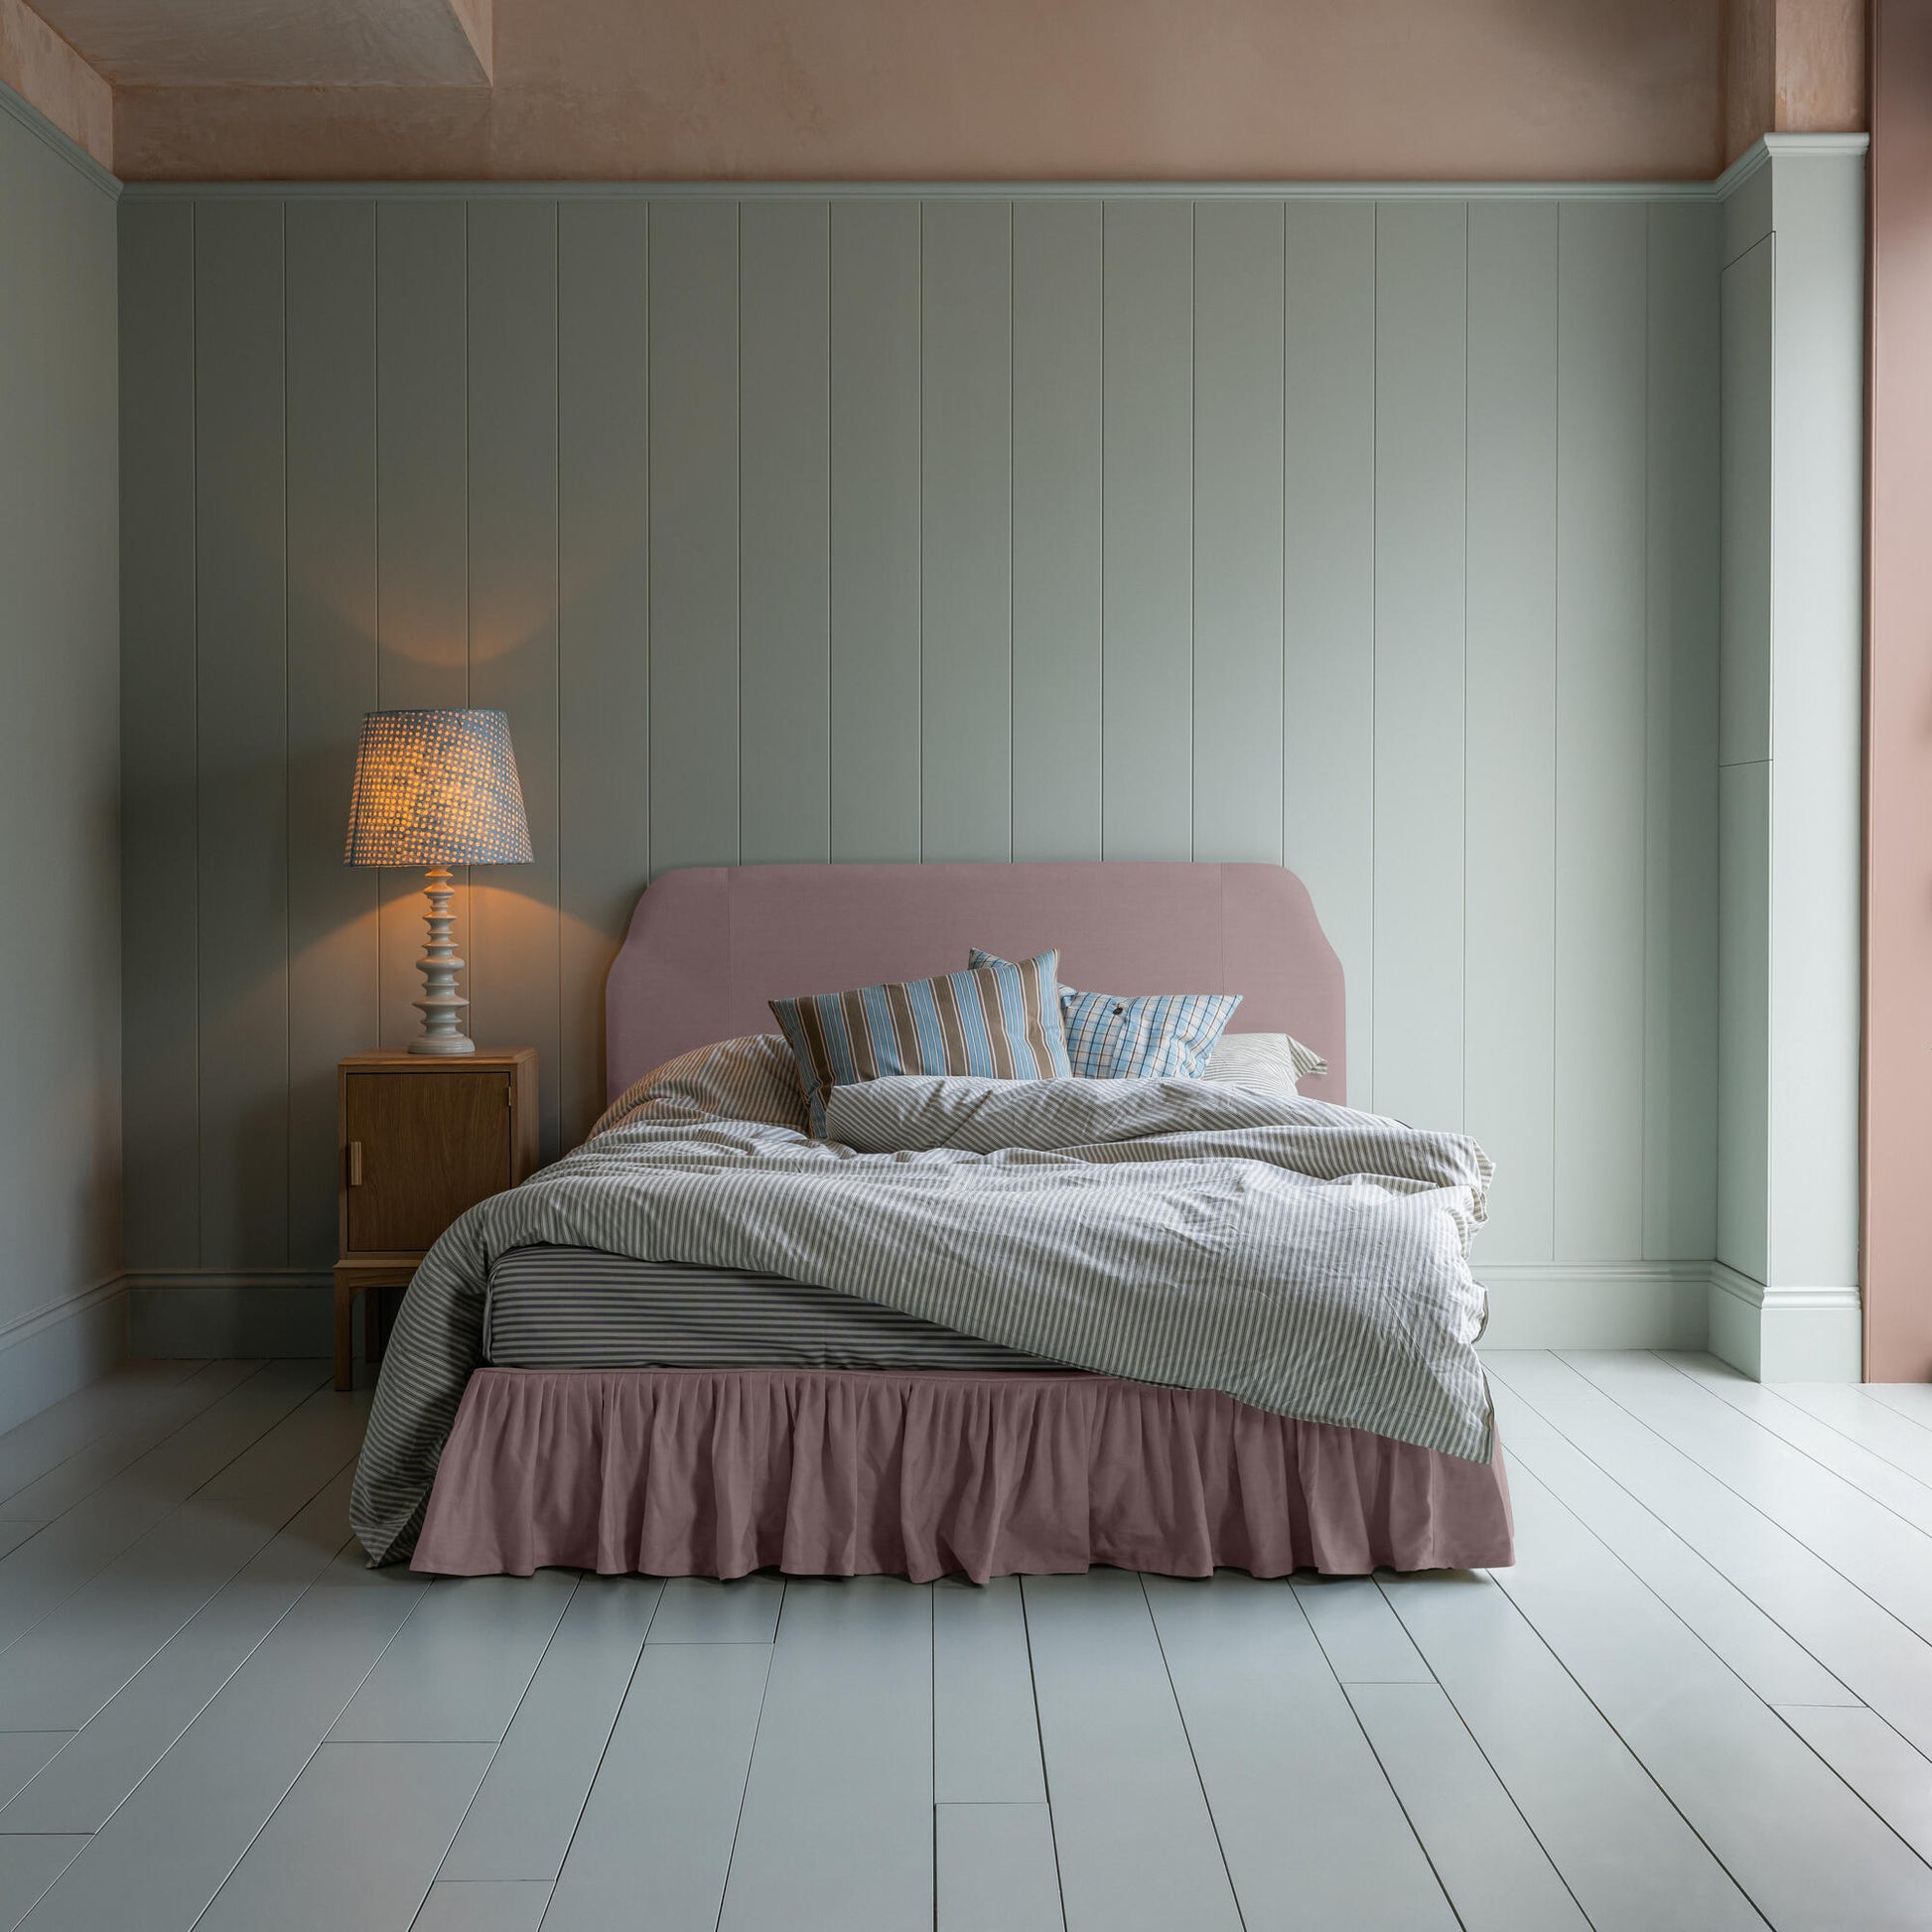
[
  {"xmin": 32, "ymin": 0, "xmax": 488, "ymax": 88},
  {"xmin": 85, "ymin": 0, "xmax": 1732, "ymax": 183}
]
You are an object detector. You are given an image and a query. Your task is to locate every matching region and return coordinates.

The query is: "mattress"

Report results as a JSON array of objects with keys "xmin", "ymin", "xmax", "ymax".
[{"xmin": 483, "ymin": 1245, "xmax": 1056, "ymax": 1373}]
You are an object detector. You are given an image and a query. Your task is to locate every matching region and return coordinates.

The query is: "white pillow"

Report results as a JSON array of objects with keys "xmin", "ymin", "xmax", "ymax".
[{"xmin": 1201, "ymin": 1032, "xmax": 1328, "ymax": 1094}]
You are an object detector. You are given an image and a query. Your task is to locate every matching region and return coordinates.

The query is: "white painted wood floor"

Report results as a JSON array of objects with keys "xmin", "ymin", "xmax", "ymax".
[{"xmin": 0, "ymin": 1354, "xmax": 1929, "ymax": 1929}]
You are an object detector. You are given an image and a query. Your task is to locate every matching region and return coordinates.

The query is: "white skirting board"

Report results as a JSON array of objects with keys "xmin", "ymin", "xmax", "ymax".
[
  {"xmin": 1706, "ymin": 1261, "xmax": 1863, "ymax": 1382},
  {"xmin": 125, "ymin": 1271, "xmax": 334, "ymax": 1359},
  {"xmin": 1475, "ymin": 1262, "xmax": 1712, "ymax": 1351},
  {"xmin": 0, "ymin": 1278, "xmax": 128, "ymax": 1436}
]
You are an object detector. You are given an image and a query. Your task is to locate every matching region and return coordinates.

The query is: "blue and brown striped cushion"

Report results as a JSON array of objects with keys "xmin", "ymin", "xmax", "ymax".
[
  {"xmin": 771, "ymin": 951, "xmax": 1071, "ymax": 1135},
  {"xmin": 970, "ymin": 950, "xmax": 1241, "ymax": 1080}
]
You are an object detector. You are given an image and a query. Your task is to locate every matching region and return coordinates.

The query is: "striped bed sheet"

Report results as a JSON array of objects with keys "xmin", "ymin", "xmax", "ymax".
[{"xmin": 484, "ymin": 1245, "xmax": 1054, "ymax": 1374}]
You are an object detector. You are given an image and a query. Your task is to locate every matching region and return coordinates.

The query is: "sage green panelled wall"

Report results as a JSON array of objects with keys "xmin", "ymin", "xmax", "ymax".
[
  {"xmin": 0, "ymin": 98, "xmax": 119, "ymax": 1322},
  {"xmin": 117, "ymin": 190, "xmax": 1721, "ymax": 1304}
]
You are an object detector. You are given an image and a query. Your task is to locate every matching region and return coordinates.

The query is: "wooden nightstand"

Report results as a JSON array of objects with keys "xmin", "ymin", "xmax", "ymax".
[{"xmin": 336, "ymin": 1047, "xmax": 539, "ymax": 1390}]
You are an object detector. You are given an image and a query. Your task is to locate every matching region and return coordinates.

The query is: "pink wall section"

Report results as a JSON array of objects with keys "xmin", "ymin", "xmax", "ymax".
[
  {"xmin": 111, "ymin": 0, "xmax": 1726, "ymax": 182},
  {"xmin": 1865, "ymin": 0, "xmax": 1932, "ymax": 1380}
]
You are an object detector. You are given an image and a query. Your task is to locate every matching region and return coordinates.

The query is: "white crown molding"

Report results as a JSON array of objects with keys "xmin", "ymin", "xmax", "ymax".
[
  {"xmin": 0, "ymin": 75, "xmax": 117, "ymax": 200},
  {"xmin": 1715, "ymin": 130, "xmax": 1870, "ymax": 202},
  {"xmin": 117, "ymin": 176, "xmax": 1722, "ymax": 205}
]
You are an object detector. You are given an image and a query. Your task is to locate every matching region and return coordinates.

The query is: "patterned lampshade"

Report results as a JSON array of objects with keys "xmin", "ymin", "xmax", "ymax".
[{"xmin": 343, "ymin": 709, "xmax": 533, "ymax": 868}]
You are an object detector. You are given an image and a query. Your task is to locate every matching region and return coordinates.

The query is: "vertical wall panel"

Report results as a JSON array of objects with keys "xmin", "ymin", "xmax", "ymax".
[
  {"xmin": 1012, "ymin": 200, "xmax": 1102, "ymax": 861},
  {"xmin": 1554, "ymin": 202, "xmax": 1649, "ymax": 1260},
  {"xmin": 829, "ymin": 201, "xmax": 921, "ymax": 863},
  {"xmin": 1282, "ymin": 202, "xmax": 1376, "ymax": 1095},
  {"xmin": 1716, "ymin": 237, "xmax": 1773, "ymax": 1277},
  {"xmin": 119, "ymin": 201, "xmax": 201, "ymax": 1269},
  {"xmin": 6, "ymin": 127, "xmax": 121, "ymax": 1327},
  {"xmin": 1463, "ymin": 202, "xmax": 1558, "ymax": 1264},
  {"xmin": 740, "ymin": 200, "xmax": 831, "ymax": 866},
  {"xmin": 1718, "ymin": 759, "xmax": 1771, "ymax": 1281},
  {"xmin": 194, "ymin": 201, "xmax": 288, "ymax": 1268},
  {"xmin": 1644, "ymin": 203, "xmax": 1720, "ymax": 1262},
  {"xmin": 647, "ymin": 201, "xmax": 739, "ymax": 874},
  {"xmin": 468, "ymin": 200, "xmax": 562, "ymax": 1156},
  {"xmin": 1720, "ymin": 241, "xmax": 1774, "ymax": 769},
  {"xmin": 1372, "ymin": 202, "xmax": 1466, "ymax": 1129},
  {"xmin": 1192, "ymin": 200, "xmax": 1285, "ymax": 865},
  {"xmin": 374, "ymin": 201, "xmax": 470, "ymax": 1047},
  {"xmin": 921, "ymin": 200, "xmax": 1013, "ymax": 862},
  {"xmin": 285, "ymin": 201, "xmax": 378, "ymax": 1268},
  {"xmin": 1102, "ymin": 200, "xmax": 1192, "ymax": 860},
  {"xmin": 558, "ymin": 199, "xmax": 649, "ymax": 1145}
]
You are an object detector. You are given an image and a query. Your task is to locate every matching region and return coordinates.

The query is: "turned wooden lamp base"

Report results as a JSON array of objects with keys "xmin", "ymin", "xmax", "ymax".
[{"xmin": 411, "ymin": 866, "xmax": 476, "ymax": 1055}]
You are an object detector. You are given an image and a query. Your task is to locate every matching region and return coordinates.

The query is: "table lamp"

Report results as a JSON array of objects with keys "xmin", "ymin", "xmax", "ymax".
[{"xmin": 344, "ymin": 708, "xmax": 533, "ymax": 1054}]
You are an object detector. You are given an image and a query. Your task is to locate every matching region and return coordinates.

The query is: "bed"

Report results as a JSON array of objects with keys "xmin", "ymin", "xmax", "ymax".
[{"xmin": 351, "ymin": 861, "xmax": 1513, "ymax": 1582}]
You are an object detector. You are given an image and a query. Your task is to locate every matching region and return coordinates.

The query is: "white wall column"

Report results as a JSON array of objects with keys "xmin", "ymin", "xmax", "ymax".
[{"xmin": 1711, "ymin": 133, "xmax": 1866, "ymax": 1380}]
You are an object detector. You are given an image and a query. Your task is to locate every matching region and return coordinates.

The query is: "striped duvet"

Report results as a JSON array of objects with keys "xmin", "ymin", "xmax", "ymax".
[{"xmin": 350, "ymin": 1035, "xmax": 1497, "ymax": 1566}]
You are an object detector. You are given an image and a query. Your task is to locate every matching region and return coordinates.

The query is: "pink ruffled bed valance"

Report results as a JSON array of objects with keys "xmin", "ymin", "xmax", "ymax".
[{"xmin": 412, "ymin": 1367, "xmax": 1512, "ymax": 1584}]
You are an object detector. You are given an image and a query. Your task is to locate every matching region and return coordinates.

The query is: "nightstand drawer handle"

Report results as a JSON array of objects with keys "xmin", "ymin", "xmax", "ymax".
[{"xmin": 347, "ymin": 1141, "xmax": 363, "ymax": 1187}]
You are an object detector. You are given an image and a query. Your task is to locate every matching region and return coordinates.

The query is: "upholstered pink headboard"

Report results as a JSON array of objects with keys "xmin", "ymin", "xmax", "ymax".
[{"xmin": 606, "ymin": 862, "xmax": 1346, "ymax": 1107}]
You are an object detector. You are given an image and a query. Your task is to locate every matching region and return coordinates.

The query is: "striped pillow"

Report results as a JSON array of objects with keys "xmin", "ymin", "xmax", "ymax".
[
  {"xmin": 771, "ymin": 951, "xmax": 1071, "ymax": 1136},
  {"xmin": 969, "ymin": 951, "xmax": 1241, "ymax": 1080}
]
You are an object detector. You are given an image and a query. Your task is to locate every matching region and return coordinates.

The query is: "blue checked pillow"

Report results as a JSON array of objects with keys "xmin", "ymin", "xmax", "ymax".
[
  {"xmin": 969, "ymin": 951, "xmax": 1241, "ymax": 1080},
  {"xmin": 771, "ymin": 950, "xmax": 1071, "ymax": 1136}
]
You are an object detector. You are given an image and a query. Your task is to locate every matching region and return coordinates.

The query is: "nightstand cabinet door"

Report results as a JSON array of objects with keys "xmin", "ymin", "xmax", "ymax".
[{"xmin": 344, "ymin": 1070, "xmax": 513, "ymax": 1253}]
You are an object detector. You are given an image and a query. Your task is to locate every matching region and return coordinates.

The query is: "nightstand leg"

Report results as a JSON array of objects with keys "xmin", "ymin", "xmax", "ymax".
[
  {"xmin": 366, "ymin": 1287, "xmax": 384, "ymax": 1365},
  {"xmin": 334, "ymin": 1280, "xmax": 354, "ymax": 1393}
]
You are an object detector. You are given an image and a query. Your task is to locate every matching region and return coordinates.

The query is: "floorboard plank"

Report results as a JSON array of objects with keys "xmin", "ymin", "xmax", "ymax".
[
  {"xmin": 937, "ymin": 1804, "xmax": 1063, "ymax": 1932},
  {"xmin": 0, "ymin": 1737, "xmax": 68, "ymax": 1813},
  {"xmin": 195, "ymin": 1385, "xmax": 371, "ymax": 1507},
  {"xmin": 0, "ymin": 1472, "xmax": 354, "ymax": 1834},
  {"xmin": 330, "ymin": 1572, "xmax": 579, "ymax": 1744},
  {"xmin": 196, "ymin": 1740, "xmax": 490, "ymax": 1932},
  {"xmin": 1291, "ymin": 1574, "xmax": 1433, "ymax": 1682},
  {"xmin": 1348, "ymin": 1681, "xmax": 1590, "ymax": 1930},
  {"xmin": 716, "ymin": 1578, "xmax": 933, "ymax": 1932},
  {"xmin": 543, "ymin": 1643, "xmax": 769, "ymax": 1932},
  {"xmin": 1380, "ymin": 1570, "xmax": 1761, "ymax": 1931},
  {"xmin": 0, "ymin": 1363, "xmax": 264, "ymax": 1522},
  {"xmin": 1778, "ymin": 1705, "xmax": 1932, "ymax": 1866},
  {"xmin": 1663, "ymin": 1353, "xmax": 1932, "ymax": 1537},
  {"xmin": 1865, "ymin": 1385, "xmax": 1932, "ymax": 1433},
  {"xmin": 1493, "ymin": 1383, "xmax": 1854, "ymax": 1705},
  {"xmin": 413, "ymin": 1879, "xmax": 551, "ymax": 1932},
  {"xmin": 644, "ymin": 1575, "xmax": 783, "ymax": 1644},
  {"xmin": 1568, "ymin": 1351, "xmax": 1932, "ymax": 1645},
  {"xmin": 0, "ymin": 1838, "xmax": 85, "ymax": 1929},
  {"xmin": 0, "ymin": 1490, "xmax": 324, "ymax": 1731},
  {"xmin": 1487, "ymin": 1350, "xmax": 1932, "ymax": 1760},
  {"xmin": 1143, "ymin": 1573, "xmax": 1455, "ymax": 1930},
  {"xmin": 1492, "ymin": 1455, "xmax": 1932, "ymax": 1929},
  {"xmin": 0, "ymin": 1364, "xmax": 207, "ymax": 1512},
  {"xmin": 934, "ymin": 1577, "xmax": 1045, "ymax": 1802},
  {"xmin": 14, "ymin": 1543, "xmax": 428, "ymax": 1932},
  {"xmin": 0, "ymin": 1364, "xmax": 329, "ymax": 1653},
  {"xmin": 438, "ymin": 1576, "xmax": 659, "ymax": 1880},
  {"xmin": 1775, "ymin": 1383, "xmax": 1932, "ymax": 1490},
  {"xmin": 1023, "ymin": 1569, "xmax": 1241, "ymax": 1932}
]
